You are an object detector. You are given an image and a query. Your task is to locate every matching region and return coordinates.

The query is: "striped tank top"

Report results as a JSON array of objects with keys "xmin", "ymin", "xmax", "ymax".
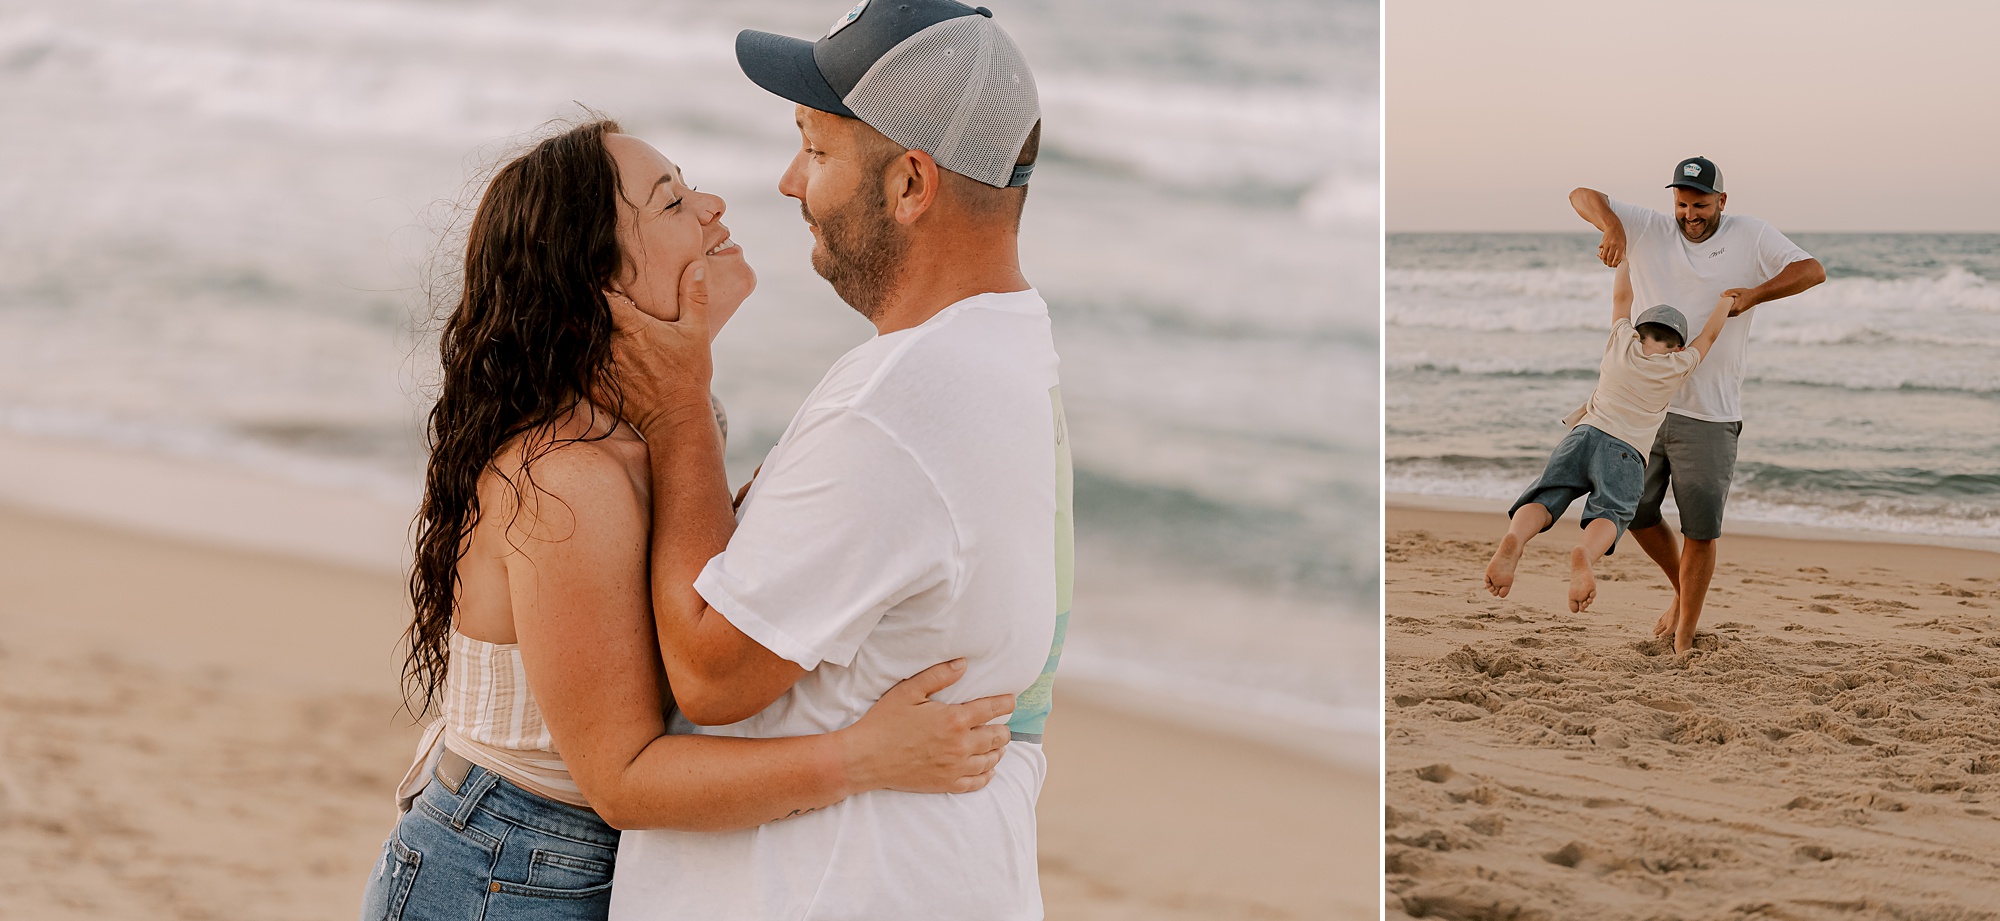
[{"xmin": 394, "ymin": 632, "xmax": 587, "ymax": 810}]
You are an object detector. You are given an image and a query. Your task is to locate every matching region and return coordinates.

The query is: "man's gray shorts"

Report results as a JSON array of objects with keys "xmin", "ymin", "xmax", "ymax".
[
  {"xmin": 1508, "ymin": 424, "xmax": 1646, "ymax": 554},
  {"xmin": 1629, "ymin": 414, "xmax": 1742, "ymax": 542}
]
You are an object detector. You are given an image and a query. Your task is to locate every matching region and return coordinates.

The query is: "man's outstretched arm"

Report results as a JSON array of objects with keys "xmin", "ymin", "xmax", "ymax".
[
  {"xmin": 607, "ymin": 264, "xmax": 806, "ymax": 726},
  {"xmin": 1570, "ymin": 187, "xmax": 1627, "ymax": 268},
  {"xmin": 1721, "ymin": 258, "xmax": 1826, "ymax": 316}
]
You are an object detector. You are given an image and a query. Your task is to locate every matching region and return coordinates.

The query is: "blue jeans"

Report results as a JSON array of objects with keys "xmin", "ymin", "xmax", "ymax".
[{"xmin": 359, "ymin": 760, "xmax": 619, "ymax": 921}]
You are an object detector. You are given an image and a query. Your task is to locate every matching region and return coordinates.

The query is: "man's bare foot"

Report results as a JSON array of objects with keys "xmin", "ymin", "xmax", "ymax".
[
  {"xmin": 1568, "ymin": 547, "xmax": 1597, "ymax": 612},
  {"xmin": 1674, "ymin": 621, "xmax": 1696, "ymax": 655},
  {"xmin": 1485, "ymin": 534, "xmax": 1524, "ymax": 597},
  {"xmin": 1653, "ymin": 596, "xmax": 1680, "ymax": 638}
]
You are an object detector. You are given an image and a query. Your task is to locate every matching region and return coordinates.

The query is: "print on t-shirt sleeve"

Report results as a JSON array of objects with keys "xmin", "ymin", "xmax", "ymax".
[
  {"xmin": 1008, "ymin": 385, "xmax": 1074, "ymax": 743},
  {"xmin": 694, "ymin": 408, "xmax": 958, "ymax": 671}
]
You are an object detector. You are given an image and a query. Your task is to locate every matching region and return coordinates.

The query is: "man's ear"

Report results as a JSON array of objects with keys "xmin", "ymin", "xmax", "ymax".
[
  {"xmin": 887, "ymin": 148, "xmax": 941, "ymax": 226},
  {"xmin": 1716, "ymin": 192, "xmax": 1727, "ymax": 211}
]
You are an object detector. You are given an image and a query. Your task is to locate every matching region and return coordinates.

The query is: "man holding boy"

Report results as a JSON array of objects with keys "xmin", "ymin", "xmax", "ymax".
[
  {"xmin": 1485, "ymin": 265, "xmax": 1733, "ymax": 620},
  {"xmin": 1567, "ymin": 157, "xmax": 1824, "ymax": 653}
]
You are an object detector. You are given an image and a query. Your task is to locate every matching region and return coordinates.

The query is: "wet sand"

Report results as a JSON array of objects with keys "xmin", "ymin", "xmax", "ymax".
[{"xmin": 1384, "ymin": 504, "xmax": 2000, "ymax": 919}]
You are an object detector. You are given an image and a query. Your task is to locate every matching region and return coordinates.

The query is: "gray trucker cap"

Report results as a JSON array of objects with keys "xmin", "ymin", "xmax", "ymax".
[
  {"xmin": 1667, "ymin": 156, "xmax": 1724, "ymax": 195},
  {"xmin": 736, "ymin": 0, "xmax": 1040, "ymax": 189},
  {"xmin": 1634, "ymin": 304, "xmax": 1691, "ymax": 346}
]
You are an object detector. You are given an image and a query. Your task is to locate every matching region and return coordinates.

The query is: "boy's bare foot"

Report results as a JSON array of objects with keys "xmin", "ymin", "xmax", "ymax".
[
  {"xmin": 1568, "ymin": 547, "xmax": 1597, "ymax": 612},
  {"xmin": 1485, "ymin": 534, "xmax": 1524, "ymax": 597},
  {"xmin": 1653, "ymin": 596, "xmax": 1680, "ymax": 638}
]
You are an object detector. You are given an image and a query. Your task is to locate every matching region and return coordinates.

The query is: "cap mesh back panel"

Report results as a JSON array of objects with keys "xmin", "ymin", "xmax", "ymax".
[
  {"xmin": 846, "ymin": 17, "xmax": 1039, "ymax": 188},
  {"xmin": 951, "ymin": 26, "xmax": 1038, "ymax": 187}
]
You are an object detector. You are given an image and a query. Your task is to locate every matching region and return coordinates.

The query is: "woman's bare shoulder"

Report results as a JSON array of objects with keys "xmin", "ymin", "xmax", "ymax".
[{"xmin": 477, "ymin": 406, "xmax": 649, "ymax": 534}]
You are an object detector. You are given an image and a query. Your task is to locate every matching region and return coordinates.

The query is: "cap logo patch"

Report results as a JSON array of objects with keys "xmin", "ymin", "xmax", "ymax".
[
  {"xmin": 1684, "ymin": 163, "xmax": 1702, "ymax": 177},
  {"xmin": 827, "ymin": 0, "xmax": 868, "ymax": 38}
]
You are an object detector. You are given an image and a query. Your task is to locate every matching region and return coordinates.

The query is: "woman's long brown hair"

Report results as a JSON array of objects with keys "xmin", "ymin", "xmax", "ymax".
[{"xmin": 405, "ymin": 118, "xmax": 626, "ymax": 715}]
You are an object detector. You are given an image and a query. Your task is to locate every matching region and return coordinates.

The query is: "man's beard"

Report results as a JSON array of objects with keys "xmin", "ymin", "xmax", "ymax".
[
  {"xmin": 1679, "ymin": 216, "xmax": 1718, "ymax": 243},
  {"xmin": 803, "ymin": 197, "xmax": 907, "ymax": 321}
]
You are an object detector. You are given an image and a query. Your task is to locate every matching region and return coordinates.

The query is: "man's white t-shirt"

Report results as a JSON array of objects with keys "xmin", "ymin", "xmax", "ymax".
[
  {"xmin": 1609, "ymin": 198, "xmax": 1812, "ymax": 423},
  {"xmin": 609, "ymin": 289, "xmax": 1072, "ymax": 921}
]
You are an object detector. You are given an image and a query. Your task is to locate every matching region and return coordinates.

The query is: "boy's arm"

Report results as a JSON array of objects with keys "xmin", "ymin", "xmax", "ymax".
[
  {"xmin": 1612, "ymin": 260, "xmax": 1633, "ymax": 325},
  {"xmin": 1687, "ymin": 293, "xmax": 1736, "ymax": 360}
]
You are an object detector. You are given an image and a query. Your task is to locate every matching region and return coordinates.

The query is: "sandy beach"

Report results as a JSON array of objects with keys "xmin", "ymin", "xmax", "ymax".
[
  {"xmin": 0, "ymin": 438, "xmax": 1375, "ymax": 920},
  {"xmin": 1383, "ymin": 502, "xmax": 2000, "ymax": 919}
]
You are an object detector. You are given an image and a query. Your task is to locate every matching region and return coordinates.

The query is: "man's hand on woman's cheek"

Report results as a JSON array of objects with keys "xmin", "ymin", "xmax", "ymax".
[{"xmin": 601, "ymin": 260, "xmax": 718, "ymax": 435}]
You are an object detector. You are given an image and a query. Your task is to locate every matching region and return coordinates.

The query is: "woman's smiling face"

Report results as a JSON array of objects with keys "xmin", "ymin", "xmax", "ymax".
[{"xmin": 604, "ymin": 133, "xmax": 755, "ymax": 337}]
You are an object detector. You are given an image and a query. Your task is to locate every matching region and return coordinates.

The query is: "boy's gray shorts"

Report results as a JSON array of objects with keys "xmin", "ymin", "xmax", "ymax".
[
  {"xmin": 1509, "ymin": 424, "xmax": 1647, "ymax": 554},
  {"xmin": 1630, "ymin": 414, "xmax": 1742, "ymax": 541}
]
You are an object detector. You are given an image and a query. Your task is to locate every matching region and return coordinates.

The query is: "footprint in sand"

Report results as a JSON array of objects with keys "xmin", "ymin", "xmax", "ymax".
[
  {"xmin": 1464, "ymin": 813, "xmax": 1506, "ymax": 836},
  {"xmin": 1397, "ymin": 882, "xmax": 1546, "ymax": 921},
  {"xmin": 1858, "ymin": 599, "xmax": 1920, "ymax": 614},
  {"xmin": 1415, "ymin": 763, "xmax": 1455, "ymax": 783},
  {"xmin": 1543, "ymin": 841, "xmax": 1590, "ymax": 868}
]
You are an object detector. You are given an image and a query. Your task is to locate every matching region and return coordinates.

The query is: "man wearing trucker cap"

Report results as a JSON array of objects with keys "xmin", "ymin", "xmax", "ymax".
[
  {"xmin": 1569, "ymin": 158, "xmax": 1825, "ymax": 654},
  {"xmin": 609, "ymin": 2, "xmax": 1068, "ymax": 918}
]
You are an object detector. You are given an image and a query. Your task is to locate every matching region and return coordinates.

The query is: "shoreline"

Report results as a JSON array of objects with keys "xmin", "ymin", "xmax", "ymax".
[
  {"xmin": 0, "ymin": 428, "xmax": 415, "ymax": 574},
  {"xmin": 0, "ymin": 427, "xmax": 1376, "ymax": 768},
  {"xmin": 1389, "ymin": 491, "xmax": 2000, "ymax": 554}
]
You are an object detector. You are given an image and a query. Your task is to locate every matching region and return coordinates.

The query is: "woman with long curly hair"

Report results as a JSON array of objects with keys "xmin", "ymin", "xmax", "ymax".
[{"xmin": 358, "ymin": 118, "xmax": 1011, "ymax": 920}]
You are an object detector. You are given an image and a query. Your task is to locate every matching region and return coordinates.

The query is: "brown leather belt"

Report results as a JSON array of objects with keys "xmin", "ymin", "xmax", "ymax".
[{"xmin": 435, "ymin": 745, "xmax": 477, "ymax": 795}]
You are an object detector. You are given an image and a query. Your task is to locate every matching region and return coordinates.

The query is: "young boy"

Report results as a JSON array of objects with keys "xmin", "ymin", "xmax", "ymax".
[{"xmin": 1484, "ymin": 262, "xmax": 1734, "ymax": 617}]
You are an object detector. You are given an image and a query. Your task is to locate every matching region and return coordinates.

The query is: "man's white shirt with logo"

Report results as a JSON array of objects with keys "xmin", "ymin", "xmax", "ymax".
[{"xmin": 1609, "ymin": 198, "xmax": 1812, "ymax": 423}]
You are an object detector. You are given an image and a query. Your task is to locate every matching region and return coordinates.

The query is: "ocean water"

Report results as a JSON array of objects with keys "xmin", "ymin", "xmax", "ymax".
[
  {"xmin": 1388, "ymin": 233, "xmax": 2000, "ymax": 541},
  {"xmin": 0, "ymin": 0, "xmax": 1379, "ymax": 743}
]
